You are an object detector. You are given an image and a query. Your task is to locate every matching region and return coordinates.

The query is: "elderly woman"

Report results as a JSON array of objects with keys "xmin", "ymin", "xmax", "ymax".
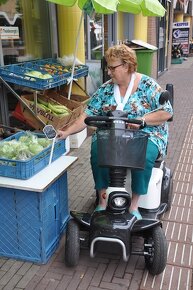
[{"xmin": 57, "ymin": 44, "xmax": 173, "ymax": 219}]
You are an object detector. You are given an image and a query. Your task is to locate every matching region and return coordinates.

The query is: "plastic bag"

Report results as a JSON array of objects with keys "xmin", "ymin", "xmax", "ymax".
[{"xmin": 57, "ymin": 55, "xmax": 83, "ymax": 66}]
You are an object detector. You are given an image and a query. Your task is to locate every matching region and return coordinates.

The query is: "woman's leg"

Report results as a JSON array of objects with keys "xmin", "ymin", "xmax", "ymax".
[
  {"xmin": 130, "ymin": 140, "xmax": 159, "ymax": 218},
  {"xmin": 90, "ymin": 138, "xmax": 109, "ymax": 209}
]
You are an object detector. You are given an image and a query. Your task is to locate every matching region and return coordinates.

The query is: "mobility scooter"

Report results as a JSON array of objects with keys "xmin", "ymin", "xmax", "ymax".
[{"xmin": 64, "ymin": 85, "xmax": 173, "ymax": 275}]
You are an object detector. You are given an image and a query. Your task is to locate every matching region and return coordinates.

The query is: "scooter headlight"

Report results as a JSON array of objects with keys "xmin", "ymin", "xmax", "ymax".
[
  {"xmin": 107, "ymin": 191, "xmax": 131, "ymax": 212},
  {"xmin": 112, "ymin": 197, "xmax": 127, "ymax": 207}
]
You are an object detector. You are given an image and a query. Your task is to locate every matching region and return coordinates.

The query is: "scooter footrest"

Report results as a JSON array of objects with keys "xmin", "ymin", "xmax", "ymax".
[
  {"xmin": 132, "ymin": 219, "xmax": 161, "ymax": 232},
  {"xmin": 70, "ymin": 211, "xmax": 91, "ymax": 227},
  {"xmin": 139, "ymin": 203, "xmax": 167, "ymax": 219}
]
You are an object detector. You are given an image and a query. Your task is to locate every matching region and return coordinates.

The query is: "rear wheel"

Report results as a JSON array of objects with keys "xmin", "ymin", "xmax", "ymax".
[
  {"xmin": 65, "ymin": 219, "xmax": 80, "ymax": 267},
  {"xmin": 161, "ymin": 168, "xmax": 173, "ymax": 212},
  {"xmin": 165, "ymin": 178, "xmax": 173, "ymax": 211},
  {"xmin": 144, "ymin": 226, "xmax": 167, "ymax": 275}
]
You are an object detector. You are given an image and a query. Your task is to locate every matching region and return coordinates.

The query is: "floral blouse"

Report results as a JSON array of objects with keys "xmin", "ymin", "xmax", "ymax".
[{"xmin": 85, "ymin": 74, "xmax": 173, "ymax": 157}]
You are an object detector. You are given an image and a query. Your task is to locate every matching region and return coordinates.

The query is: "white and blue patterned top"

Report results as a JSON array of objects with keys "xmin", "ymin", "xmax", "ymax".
[{"xmin": 85, "ymin": 74, "xmax": 173, "ymax": 157}]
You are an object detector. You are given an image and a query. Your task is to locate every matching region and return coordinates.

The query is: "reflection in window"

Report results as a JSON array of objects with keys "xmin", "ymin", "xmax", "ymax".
[
  {"xmin": 0, "ymin": 0, "xmax": 53, "ymax": 65},
  {"xmin": 85, "ymin": 13, "xmax": 104, "ymax": 61}
]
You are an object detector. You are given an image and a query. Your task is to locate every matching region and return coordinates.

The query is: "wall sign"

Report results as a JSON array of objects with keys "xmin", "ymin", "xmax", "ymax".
[
  {"xmin": 172, "ymin": 22, "xmax": 190, "ymax": 55},
  {"xmin": 0, "ymin": 26, "xmax": 19, "ymax": 40}
]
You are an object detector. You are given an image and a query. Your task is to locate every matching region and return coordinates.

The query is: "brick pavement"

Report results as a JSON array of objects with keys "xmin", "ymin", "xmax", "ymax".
[{"xmin": 0, "ymin": 58, "xmax": 193, "ymax": 289}]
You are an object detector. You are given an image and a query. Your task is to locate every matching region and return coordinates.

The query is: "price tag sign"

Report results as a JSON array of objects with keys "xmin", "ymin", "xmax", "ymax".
[
  {"xmin": 0, "ymin": 26, "xmax": 19, "ymax": 40},
  {"xmin": 43, "ymin": 125, "xmax": 57, "ymax": 140}
]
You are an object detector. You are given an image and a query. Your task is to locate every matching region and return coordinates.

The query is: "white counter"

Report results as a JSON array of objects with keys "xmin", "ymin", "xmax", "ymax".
[{"xmin": 0, "ymin": 155, "xmax": 77, "ymax": 192}]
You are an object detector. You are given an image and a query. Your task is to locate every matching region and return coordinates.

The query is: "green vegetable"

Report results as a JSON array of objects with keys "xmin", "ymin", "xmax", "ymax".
[
  {"xmin": 0, "ymin": 132, "xmax": 52, "ymax": 161},
  {"xmin": 38, "ymin": 96, "xmax": 48, "ymax": 107},
  {"xmin": 48, "ymin": 102, "xmax": 70, "ymax": 114},
  {"xmin": 28, "ymin": 143, "xmax": 44, "ymax": 155},
  {"xmin": 25, "ymin": 71, "xmax": 52, "ymax": 79},
  {"xmin": 38, "ymin": 138, "xmax": 52, "ymax": 147}
]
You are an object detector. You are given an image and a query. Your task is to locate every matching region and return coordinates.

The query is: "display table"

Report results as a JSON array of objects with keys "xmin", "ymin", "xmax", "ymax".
[{"xmin": 0, "ymin": 155, "xmax": 77, "ymax": 264}]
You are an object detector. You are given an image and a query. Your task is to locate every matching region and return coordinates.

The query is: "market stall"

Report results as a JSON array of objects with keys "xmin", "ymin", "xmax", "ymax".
[
  {"xmin": 0, "ymin": 58, "xmax": 89, "ymax": 130},
  {"xmin": 0, "ymin": 59, "xmax": 86, "ymax": 262}
]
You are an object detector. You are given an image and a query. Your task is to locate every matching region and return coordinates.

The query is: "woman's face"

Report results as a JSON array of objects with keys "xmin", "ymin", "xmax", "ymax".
[{"xmin": 107, "ymin": 59, "xmax": 129, "ymax": 84}]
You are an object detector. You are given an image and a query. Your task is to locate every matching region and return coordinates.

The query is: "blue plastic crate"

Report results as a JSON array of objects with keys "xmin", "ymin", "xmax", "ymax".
[
  {"xmin": 57, "ymin": 173, "xmax": 69, "ymax": 233},
  {"xmin": 0, "ymin": 64, "xmax": 68, "ymax": 90},
  {"xmin": 0, "ymin": 172, "xmax": 69, "ymax": 263},
  {"xmin": 34, "ymin": 59, "xmax": 89, "ymax": 79},
  {"xmin": 0, "ymin": 132, "xmax": 66, "ymax": 179},
  {"xmin": 0, "ymin": 59, "xmax": 89, "ymax": 90},
  {"xmin": 73, "ymin": 66, "xmax": 89, "ymax": 79}
]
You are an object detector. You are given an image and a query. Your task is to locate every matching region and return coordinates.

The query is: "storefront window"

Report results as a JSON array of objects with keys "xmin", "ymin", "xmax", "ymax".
[
  {"xmin": 0, "ymin": 0, "xmax": 54, "ymax": 65},
  {"xmin": 85, "ymin": 13, "xmax": 104, "ymax": 61}
]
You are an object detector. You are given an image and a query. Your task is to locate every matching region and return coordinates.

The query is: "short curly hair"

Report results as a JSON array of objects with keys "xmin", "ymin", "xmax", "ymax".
[{"xmin": 105, "ymin": 44, "xmax": 137, "ymax": 73}]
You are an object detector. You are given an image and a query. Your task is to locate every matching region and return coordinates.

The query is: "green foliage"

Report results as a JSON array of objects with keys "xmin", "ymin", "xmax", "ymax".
[{"xmin": 0, "ymin": 132, "xmax": 51, "ymax": 161}]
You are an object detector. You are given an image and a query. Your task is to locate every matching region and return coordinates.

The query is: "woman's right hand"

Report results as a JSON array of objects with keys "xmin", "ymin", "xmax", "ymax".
[{"xmin": 56, "ymin": 130, "xmax": 69, "ymax": 140}]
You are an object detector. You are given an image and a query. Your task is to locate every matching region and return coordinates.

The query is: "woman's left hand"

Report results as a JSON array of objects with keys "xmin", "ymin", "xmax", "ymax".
[{"xmin": 127, "ymin": 123, "xmax": 141, "ymax": 130}]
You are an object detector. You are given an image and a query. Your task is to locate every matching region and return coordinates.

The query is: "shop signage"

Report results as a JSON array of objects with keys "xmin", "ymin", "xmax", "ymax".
[
  {"xmin": 172, "ymin": 22, "xmax": 190, "ymax": 55},
  {"xmin": 0, "ymin": 26, "xmax": 19, "ymax": 40}
]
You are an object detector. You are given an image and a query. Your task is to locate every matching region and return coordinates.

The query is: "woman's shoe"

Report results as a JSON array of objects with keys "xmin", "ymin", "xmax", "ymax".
[
  {"xmin": 130, "ymin": 209, "xmax": 142, "ymax": 220},
  {"xmin": 94, "ymin": 205, "xmax": 106, "ymax": 211}
]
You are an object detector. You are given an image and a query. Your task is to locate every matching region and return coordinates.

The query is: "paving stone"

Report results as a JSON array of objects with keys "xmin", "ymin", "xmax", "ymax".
[
  {"xmin": 90, "ymin": 263, "xmax": 107, "ymax": 287},
  {"xmin": 3, "ymin": 274, "xmax": 23, "ymax": 290},
  {"xmin": 163, "ymin": 221, "xmax": 193, "ymax": 243},
  {"xmin": 101, "ymin": 262, "xmax": 118, "ymax": 283},
  {"xmin": 141, "ymin": 265, "xmax": 192, "ymax": 290},
  {"xmin": 100, "ymin": 281, "xmax": 128, "ymax": 290},
  {"xmin": 128, "ymin": 269, "xmax": 144, "ymax": 290},
  {"xmin": 16, "ymin": 265, "xmax": 40, "ymax": 289},
  {"xmin": 77, "ymin": 267, "xmax": 96, "ymax": 289},
  {"xmin": 55, "ymin": 275, "xmax": 72, "ymax": 290},
  {"xmin": 24, "ymin": 274, "xmax": 44, "ymax": 290}
]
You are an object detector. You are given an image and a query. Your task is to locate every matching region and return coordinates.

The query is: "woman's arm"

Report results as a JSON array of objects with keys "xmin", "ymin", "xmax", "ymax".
[
  {"xmin": 143, "ymin": 110, "xmax": 172, "ymax": 126},
  {"xmin": 57, "ymin": 112, "xmax": 88, "ymax": 139}
]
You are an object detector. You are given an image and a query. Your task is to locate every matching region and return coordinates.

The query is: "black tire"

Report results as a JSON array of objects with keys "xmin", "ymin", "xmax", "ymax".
[
  {"xmin": 144, "ymin": 226, "xmax": 167, "ymax": 275},
  {"xmin": 65, "ymin": 219, "xmax": 80, "ymax": 267},
  {"xmin": 166, "ymin": 178, "xmax": 173, "ymax": 211},
  {"xmin": 161, "ymin": 168, "xmax": 173, "ymax": 212}
]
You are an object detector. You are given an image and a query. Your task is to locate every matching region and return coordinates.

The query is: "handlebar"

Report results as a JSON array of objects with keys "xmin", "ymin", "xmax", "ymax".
[{"xmin": 85, "ymin": 114, "xmax": 144, "ymax": 128}]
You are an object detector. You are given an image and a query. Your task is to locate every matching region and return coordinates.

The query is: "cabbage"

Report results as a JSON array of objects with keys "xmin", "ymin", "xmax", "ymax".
[
  {"xmin": 28, "ymin": 143, "xmax": 43, "ymax": 155},
  {"xmin": 0, "ymin": 133, "xmax": 52, "ymax": 161},
  {"xmin": 38, "ymin": 138, "xmax": 51, "ymax": 148},
  {"xmin": 15, "ymin": 148, "xmax": 33, "ymax": 160},
  {"xmin": 19, "ymin": 132, "xmax": 38, "ymax": 144}
]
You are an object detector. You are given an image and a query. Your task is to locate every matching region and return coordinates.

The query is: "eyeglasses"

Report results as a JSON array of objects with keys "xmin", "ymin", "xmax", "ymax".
[{"xmin": 107, "ymin": 63, "xmax": 124, "ymax": 72}]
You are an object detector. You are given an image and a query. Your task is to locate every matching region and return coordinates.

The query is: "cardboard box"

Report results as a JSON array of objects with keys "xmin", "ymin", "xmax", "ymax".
[
  {"xmin": 58, "ymin": 90, "xmax": 90, "ymax": 109},
  {"xmin": 70, "ymin": 128, "xmax": 87, "ymax": 148},
  {"xmin": 12, "ymin": 102, "xmax": 45, "ymax": 131},
  {"xmin": 45, "ymin": 91, "xmax": 83, "ymax": 120},
  {"xmin": 14, "ymin": 93, "xmax": 83, "ymax": 130},
  {"xmin": 52, "ymin": 81, "xmax": 90, "ymax": 110}
]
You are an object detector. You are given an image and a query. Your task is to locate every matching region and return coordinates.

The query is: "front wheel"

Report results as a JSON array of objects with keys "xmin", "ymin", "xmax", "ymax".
[
  {"xmin": 144, "ymin": 226, "xmax": 167, "ymax": 275},
  {"xmin": 65, "ymin": 219, "xmax": 80, "ymax": 267}
]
